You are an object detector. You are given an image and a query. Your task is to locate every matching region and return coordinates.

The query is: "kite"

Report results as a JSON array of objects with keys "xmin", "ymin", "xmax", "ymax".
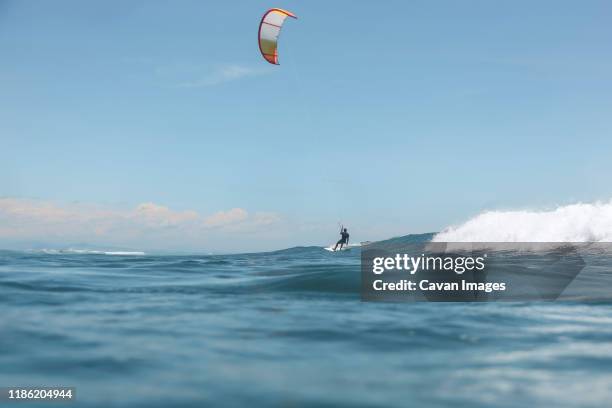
[{"xmin": 258, "ymin": 8, "xmax": 297, "ymax": 65}]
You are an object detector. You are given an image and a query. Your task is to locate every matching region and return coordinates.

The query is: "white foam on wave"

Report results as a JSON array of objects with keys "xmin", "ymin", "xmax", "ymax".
[
  {"xmin": 433, "ymin": 201, "xmax": 612, "ymax": 242},
  {"xmin": 37, "ymin": 249, "xmax": 145, "ymax": 256}
]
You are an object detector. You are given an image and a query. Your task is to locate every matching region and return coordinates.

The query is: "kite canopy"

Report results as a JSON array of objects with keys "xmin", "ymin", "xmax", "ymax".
[{"xmin": 258, "ymin": 8, "xmax": 297, "ymax": 65}]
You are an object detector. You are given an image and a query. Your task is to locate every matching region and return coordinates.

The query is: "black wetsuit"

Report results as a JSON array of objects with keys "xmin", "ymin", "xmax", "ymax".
[{"xmin": 334, "ymin": 230, "xmax": 349, "ymax": 250}]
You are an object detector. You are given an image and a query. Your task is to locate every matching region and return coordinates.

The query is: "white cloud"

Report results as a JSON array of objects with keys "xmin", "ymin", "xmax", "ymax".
[
  {"xmin": 0, "ymin": 198, "xmax": 282, "ymax": 251},
  {"xmin": 177, "ymin": 64, "xmax": 269, "ymax": 88},
  {"xmin": 134, "ymin": 202, "xmax": 199, "ymax": 227},
  {"xmin": 204, "ymin": 208, "xmax": 248, "ymax": 227}
]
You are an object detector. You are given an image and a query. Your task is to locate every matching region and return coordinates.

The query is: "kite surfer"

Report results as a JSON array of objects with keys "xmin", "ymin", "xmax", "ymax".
[{"xmin": 333, "ymin": 226, "xmax": 350, "ymax": 251}]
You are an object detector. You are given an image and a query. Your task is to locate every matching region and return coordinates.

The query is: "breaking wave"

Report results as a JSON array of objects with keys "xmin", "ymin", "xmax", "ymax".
[{"xmin": 433, "ymin": 201, "xmax": 612, "ymax": 242}]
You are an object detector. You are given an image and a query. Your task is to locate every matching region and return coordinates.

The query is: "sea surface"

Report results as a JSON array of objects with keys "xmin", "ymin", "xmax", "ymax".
[{"xmin": 1, "ymin": 234, "xmax": 612, "ymax": 408}]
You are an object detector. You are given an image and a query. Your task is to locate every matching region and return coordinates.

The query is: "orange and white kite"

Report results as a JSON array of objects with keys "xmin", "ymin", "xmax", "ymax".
[{"xmin": 258, "ymin": 8, "xmax": 297, "ymax": 65}]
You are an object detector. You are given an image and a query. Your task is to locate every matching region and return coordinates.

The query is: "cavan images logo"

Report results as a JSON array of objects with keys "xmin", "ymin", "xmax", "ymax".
[{"xmin": 361, "ymin": 242, "xmax": 590, "ymax": 302}]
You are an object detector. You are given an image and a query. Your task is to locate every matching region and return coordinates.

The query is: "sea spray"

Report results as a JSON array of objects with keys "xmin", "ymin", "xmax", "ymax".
[{"xmin": 434, "ymin": 201, "xmax": 612, "ymax": 242}]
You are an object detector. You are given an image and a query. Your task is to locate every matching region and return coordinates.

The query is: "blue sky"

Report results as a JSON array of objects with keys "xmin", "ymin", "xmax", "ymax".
[{"xmin": 1, "ymin": 0, "xmax": 612, "ymax": 251}]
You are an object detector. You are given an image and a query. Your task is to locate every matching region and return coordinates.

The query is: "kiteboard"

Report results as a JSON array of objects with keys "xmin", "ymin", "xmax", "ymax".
[{"xmin": 324, "ymin": 243, "xmax": 361, "ymax": 252}]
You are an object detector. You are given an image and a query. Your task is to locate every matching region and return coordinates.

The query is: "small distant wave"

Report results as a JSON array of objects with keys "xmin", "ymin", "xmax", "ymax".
[
  {"xmin": 103, "ymin": 251, "xmax": 146, "ymax": 256},
  {"xmin": 434, "ymin": 201, "xmax": 612, "ymax": 242},
  {"xmin": 35, "ymin": 249, "xmax": 146, "ymax": 256},
  {"xmin": 263, "ymin": 246, "xmax": 323, "ymax": 255}
]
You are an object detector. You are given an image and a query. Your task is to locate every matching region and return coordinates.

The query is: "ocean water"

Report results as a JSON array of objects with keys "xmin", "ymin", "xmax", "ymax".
[{"xmin": 1, "ymin": 235, "xmax": 612, "ymax": 408}]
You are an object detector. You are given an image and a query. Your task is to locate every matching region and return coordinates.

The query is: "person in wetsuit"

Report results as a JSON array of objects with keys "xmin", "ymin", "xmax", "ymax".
[{"xmin": 333, "ymin": 227, "xmax": 349, "ymax": 251}]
